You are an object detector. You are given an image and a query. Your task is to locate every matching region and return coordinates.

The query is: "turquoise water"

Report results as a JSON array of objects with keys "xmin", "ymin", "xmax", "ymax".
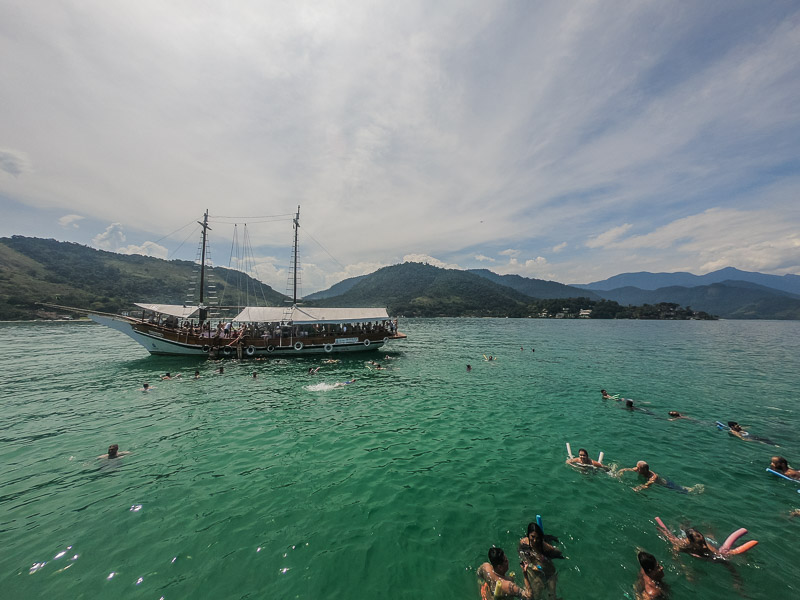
[{"xmin": 1, "ymin": 318, "xmax": 799, "ymax": 599}]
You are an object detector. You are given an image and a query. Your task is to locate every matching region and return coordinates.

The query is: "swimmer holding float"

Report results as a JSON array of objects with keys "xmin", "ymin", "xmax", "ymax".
[
  {"xmin": 654, "ymin": 517, "xmax": 757, "ymax": 558},
  {"xmin": 566, "ymin": 443, "xmax": 610, "ymax": 471}
]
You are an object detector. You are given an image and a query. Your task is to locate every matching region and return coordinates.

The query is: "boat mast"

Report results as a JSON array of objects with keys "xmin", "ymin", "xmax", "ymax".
[
  {"xmin": 197, "ymin": 210, "xmax": 211, "ymax": 322},
  {"xmin": 292, "ymin": 205, "xmax": 300, "ymax": 305}
]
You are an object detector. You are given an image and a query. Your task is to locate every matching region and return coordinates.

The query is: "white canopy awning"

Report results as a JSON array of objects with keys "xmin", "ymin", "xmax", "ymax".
[
  {"xmin": 134, "ymin": 303, "xmax": 199, "ymax": 319},
  {"xmin": 231, "ymin": 306, "xmax": 390, "ymax": 324}
]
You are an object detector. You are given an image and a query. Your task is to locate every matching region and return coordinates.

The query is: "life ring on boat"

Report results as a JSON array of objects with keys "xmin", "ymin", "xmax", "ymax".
[
  {"xmin": 245, "ymin": 345, "xmax": 256, "ymax": 356},
  {"xmin": 222, "ymin": 346, "xmax": 232, "ymax": 356},
  {"xmin": 383, "ymin": 337, "xmax": 389, "ymax": 343},
  {"xmin": 363, "ymin": 339, "xmax": 371, "ymax": 347},
  {"xmin": 267, "ymin": 345, "xmax": 274, "ymax": 353},
  {"xmin": 294, "ymin": 341, "xmax": 304, "ymax": 351},
  {"xmin": 202, "ymin": 345, "xmax": 211, "ymax": 353},
  {"xmin": 324, "ymin": 344, "xmax": 333, "ymax": 353}
]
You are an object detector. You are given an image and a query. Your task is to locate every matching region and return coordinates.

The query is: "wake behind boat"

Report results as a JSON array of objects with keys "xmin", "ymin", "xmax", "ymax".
[{"xmin": 44, "ymin": 208, "xmax": 406, "ymax": 357}]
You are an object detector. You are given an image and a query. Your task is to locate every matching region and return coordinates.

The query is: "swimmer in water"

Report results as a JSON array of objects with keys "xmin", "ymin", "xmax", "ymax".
[
  {"xmin": 161, "ymin": 372, "xmax": 181, "ymax": 380},
  {"xmin": 217, "ymin": 366, "xmax": 224, "ymax": 374},
  {"xmin": 333, "ymin": 378, "xmax": 356, "ymax": 388},
  {"xmin": 467, "ymin": 364, "xmax": 472, "ymax": 372},
  {"xmin": 727, "ymin": 421, "xmax": 778, "ymax": 445},
  {"xmin": 617, "ymin": 461, "xmax": 695, "ymax": 493},
  {"xmin": 769, "ymin": 456, "xmax": 800, "ymax": 480},
  {"xmin": 477, "ymin": 547, "xmax": 532, "ymax": 599},
  {"xmin": 193, "ymin": 370, "xmax": 201, "ymax": 379},
  {"xmin": 518, "ymin": 523, "xmax": 561, "ymax": 599},
  {"xmin": 139, "ymin": 382, "xmax": 152, "ymax": 392},
  {"xmin": 668, "ymin": 411, "xmax": 689, "ymax": 420},
  {"xmin": 98, "ymin": 444, "xmax": 130, "ymax": 460},
  {"xmin": 657, "ymin": 525, "xmax": 721, "ymax": 559},
  {"xmin": 634, "ymin": 551, "xmax": 666, "ymax": 599},
  {"xmin": 566, "ymin": 448, "xmax": 610, "ymax": 471},
  {"xmin": 252, "ymin": 372, "xmax": 257, "ymax": 379},
  {"xmin": 727, "ymin": 421, "xmax": 750, "ymax": 439},
  {"xmin": 601, "ymin": 389, "xmax": 616, "ymax": 400}
]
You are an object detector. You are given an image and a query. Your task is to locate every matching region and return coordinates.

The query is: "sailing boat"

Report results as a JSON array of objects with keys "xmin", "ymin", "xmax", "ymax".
[{"xmin": 66, "ymin": 208, "xmax": 405, "ymax": 357}]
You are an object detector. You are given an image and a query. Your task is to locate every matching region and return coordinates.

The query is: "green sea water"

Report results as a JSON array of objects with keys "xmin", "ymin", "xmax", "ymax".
[{"xmin": 1, "ymin": 318, "xmax": 799, "ymax": 599}]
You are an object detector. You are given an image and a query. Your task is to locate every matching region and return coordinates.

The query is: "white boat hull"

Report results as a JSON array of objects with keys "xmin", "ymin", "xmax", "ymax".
[{"xmin": 89, "ymin": 314, "xmax": 391, "ymax": 357}]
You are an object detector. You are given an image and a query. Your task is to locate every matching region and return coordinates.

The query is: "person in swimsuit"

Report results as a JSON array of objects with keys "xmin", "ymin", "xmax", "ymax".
[
  {"xmin": 477, "ymin": 547, "xmax": 532, "ymax": 599},
  {"xmin": 658, "ymin": 526, "xmax": 720, "ymax": 559},
  {"xmin": 668, "ymin": 411, "xmax": 689, "ymax": 420},
  {"xmin": 728, "ymin": 422, "xmax": 750, "ymax": 439},
  {"xmin": 601, "ymin": 389, "xmax": 616, "ymax": 400},
  {"xmin": 566, "ymin": 448, "xmax": 610, "ymax": 471},
  {"xmin": 617, "ymin": 461, "xmax": 694, "ymax": 493},
  {"xmin": 98, "ymin": 444, "xmax": 130, "ymax": 459},
  {"xmin": 634, "ymin": 551, "xmax": 666, "ymax": 599},
  {"xmin": 517, "ymin": 523, "xmax": 561, "ymax": 599},
  {"xmin": 769, "ymin": 456, "xmax": 800, "ymax": 480}
]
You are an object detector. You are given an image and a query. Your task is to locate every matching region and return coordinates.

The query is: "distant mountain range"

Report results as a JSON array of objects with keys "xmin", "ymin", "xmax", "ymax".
[
  {"xmin": 2, "ymin": 235, "xmax": 798, "ymax": 320},
  {"xmin": 575, "ymin": 267, "xmax": 800, "ymax": 296}
]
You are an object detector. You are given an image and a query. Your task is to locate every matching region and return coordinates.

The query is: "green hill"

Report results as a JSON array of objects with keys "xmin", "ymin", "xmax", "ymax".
[
  {"xmin": 468, "ymin": 269, "xmax": 602, "ymax": 300},
  {"xmin": 305, "ymin": 262, "xmax": 594, "ymax": 317},
  {"xmin": 0, "ymin": 236, "xmax": 287, "ymax": 320}
]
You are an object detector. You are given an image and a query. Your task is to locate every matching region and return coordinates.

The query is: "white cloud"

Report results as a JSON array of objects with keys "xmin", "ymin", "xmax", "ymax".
[
  {"xmin": 585, "ymin": 224, "xmax": 633, "ymax": 249},
  {"xmin": 92, "ymin": 223, "xmax": 126, "ymax": 250},
  {"xmin": 499, "ymin": 249, "xmax": 521, "ymax": 257},
  {"xmin": 1, "ymin": 2, "xmax": 799, "ymax": 283},
  {"xmin": 118, "ymin": 241, "xmax": 168, "ymax": 259},
  {"xmin": 474, "ymin": 254, "xmax": 495, "ymax": 262},
  {"xmin": 58, "ymin": 214, "xmax": 85, "ymax": 229},
  {"xmin": 0, "ymin": 148, "xmax": 32, "ymax": 177}
]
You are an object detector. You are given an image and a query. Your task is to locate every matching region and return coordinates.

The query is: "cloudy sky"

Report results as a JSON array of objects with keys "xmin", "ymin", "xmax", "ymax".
[{"xmin": 2, "ymin": 1, "xmax": 799, "ymax": 294}]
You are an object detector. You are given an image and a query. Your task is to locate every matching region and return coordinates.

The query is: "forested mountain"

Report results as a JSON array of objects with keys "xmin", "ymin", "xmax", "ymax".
[
  {"xmin": 577, "ymin": 267, "xmax": 800, "ymax": 295},
  {"xmin": 0, "ymin": 236, "xmax": 287, "ymax": 320},
  {"xmin": 304, "ymin": 262, "xmax": 538, "ymax": 317},
  {"xmin": 593, "ymin": 281, "xmax": 800, "ymax": 319},
  {"xmin": 468, "ymin": 269, "xmax": 602, "ymax": 300}
]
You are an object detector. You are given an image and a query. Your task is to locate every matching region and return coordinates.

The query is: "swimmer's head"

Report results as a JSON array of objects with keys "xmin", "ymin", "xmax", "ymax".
[
  {"xmin": 637, "ymin": 551, "xmax": 662, "ymax": 578},
  {"xmin": 165, "ymin": 373, "xmax": 170, "ymax": 377},
  {"xmin": 488, "ymin": 547, "xmax": 507, "ymax": 570},
  {"xmin": 625, "ymin": 399, "xmax": 634, "ymax": 408},
  {"xmin": 685, "ymin": 528, "xmax": 705, "ymax": 545},
  {"xmin": 143, "ymin": 383, "xmax": 149, "ymax": 389},
  {"xmin": 636, "ymin": 461, "xmax": 649, "ymax": 471},
  {"xmin": 108, "ymin": 444, "xmax": 119, "ymax": 458},
  {"xmin": 601, "ymin": 389, "xmax": 607, "ymax": 394},
  {"xmin": 727, "ymin": 421, "xmax": 740, "ymax": 430},
  {"xmin": 771, "ymin": 456, "xmax": 788, "ymax": 470},
  {"xmin": 668, "ymin": 411, "xmax": 680, "ymax": 417}
]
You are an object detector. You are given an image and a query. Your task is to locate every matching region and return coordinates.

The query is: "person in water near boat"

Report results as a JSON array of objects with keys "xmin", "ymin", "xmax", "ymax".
[
  {"xmin": 477, "ymin": 547, "xmax": 532, "ymax": 599},
  {"xmin": 617, "ymin": 461, "xmax": 696, "ymax": 493},
  {"xmin": 99, "ymin": 444, "xmax": 130, "ymax": 460},
  {"xmin": 727, "ymin": 421, "xmax": 777, "ymax": 445},
  {"xmin": 518, "ymin": 522, "xmax": 561, "ymax": 600},
  {"xmin": 566, "ymin": 448, "xmax": 610, "ymax": 471},
  {"xmin": 139, "ymin": 383, "xmax": 152, "ymax": 392},
  {"xmin": 333, "ymin": 378, "xmax": 356, "ymax": 388},
  {"xmin": 252, "ymin": 372, "xmax": 257, "ymax": 379},
  {"xmin": 161, "ymin": 372, "xmax": 181, "ymax": 380},
  {"xmin": 634, "ymin": 551, "xmax": 666, "ymax": 599},
  {"xmin": 193, "ymin": 370, "xmax": 201, "ymax": 379},
  {"xmin": 217, "ymin": 366, "xmax": 224, "ymax": 374},
  {"xmin": 769, "ymin": 456, "xmax": 800, "ymax": 480}
]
